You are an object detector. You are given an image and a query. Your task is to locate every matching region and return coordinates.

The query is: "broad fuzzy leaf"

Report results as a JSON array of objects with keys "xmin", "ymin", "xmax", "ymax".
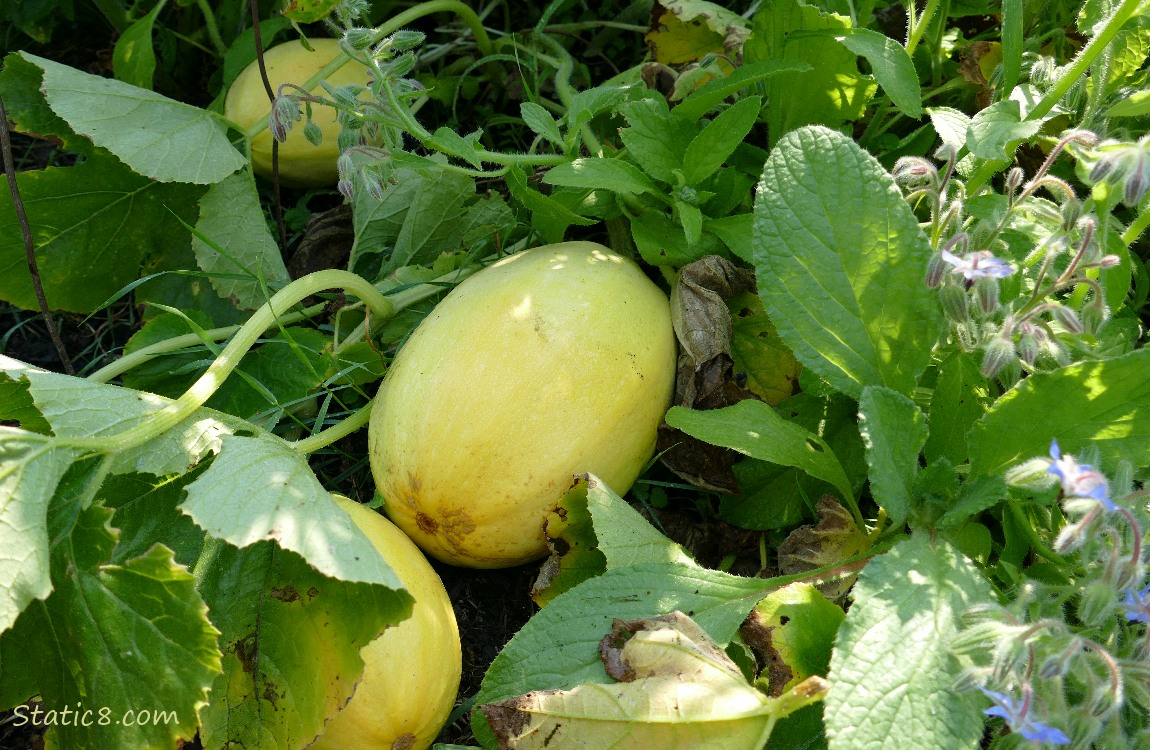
[
  {"xmin": 968, "ymin": 348, "xmax": 1150, "ymax": 478},
  {"xmin": 752, "ymin": 126, "xmax": 941, "ymax": 398},
  {"xmin": 825, "ymin": 534, "xmax": 993, "ymax": 750}
]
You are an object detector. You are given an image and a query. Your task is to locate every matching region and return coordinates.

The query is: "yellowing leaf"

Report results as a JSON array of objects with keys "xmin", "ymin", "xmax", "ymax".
[
  {"xmin": 646, "ymin": 0, "xmax": 751, "ymax": 65},
  {"xmin": 741, "ymin": 582, "xmax": 844, "ymax": 695},
  {"xmin": 728, "ymin": 292, "xmax": 801, "ymax": 405},
  {"xmin": 281, "ymin": 0, "xmax": 340, "ymax": 23},
  {"xmin": 481, "ymin": 612, "xmax": 828, "ymax": 749}
]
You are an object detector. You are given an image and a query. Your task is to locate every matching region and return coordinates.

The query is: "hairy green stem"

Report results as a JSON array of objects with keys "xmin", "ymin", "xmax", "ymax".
[
  {"xmin": 1029, "ymin": 0, "xmax": 1142, "ymax": 123},
  {"xmin": 194, "ymin": 0, "xmax": 228, "ymax": 56},
  {"xmin": 62, "ymin": 271, "xmax": 393, "ymax": 452},
  {"xmin": 904, "ymin": 0, "xmax": 941, "ymax": 56}
]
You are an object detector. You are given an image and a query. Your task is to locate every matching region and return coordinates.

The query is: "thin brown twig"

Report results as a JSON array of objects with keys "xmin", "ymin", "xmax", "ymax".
[
  {"xmin": 0, "ymin": 95, "xmax": 75, "ymax": 375},
  {"xmin": 248, "ymin": 0, "xmax": 288, "ymax": 250}
]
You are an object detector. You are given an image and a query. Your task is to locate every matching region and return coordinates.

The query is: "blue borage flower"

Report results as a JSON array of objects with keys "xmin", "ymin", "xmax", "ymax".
[
  {"xmin": 980, "ymin": 687, "xmax": 1072, "ymax": 745},
  {"xmin": 1046, "ymin": 440, "xmax": 1114, "ymax": 511},
  {"xmin": 940, "ymin": 248, "xmax": 1016, "ymax": 282},
  {"xmin": 1121, "ymin": 584, "xmax": 1150, "ymax": 624}
]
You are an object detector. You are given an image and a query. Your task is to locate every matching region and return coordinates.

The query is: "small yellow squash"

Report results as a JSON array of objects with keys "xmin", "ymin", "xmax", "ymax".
[
  {"xmin": 225, "ymin": 38, "xmax": 366, "ymax": 186},
  {"xmin": 311, "ymin": 496, "xmax": 461, "ymax": 750},
  {"xmin": 368, "ymin": 242, "xmax": 677, "ymax": 568}
]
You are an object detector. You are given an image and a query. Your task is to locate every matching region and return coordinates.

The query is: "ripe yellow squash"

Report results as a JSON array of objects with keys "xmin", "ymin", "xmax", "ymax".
[
  {"xmin": 368, "ymin": 242, "xmax": 677, "ymax": 568},
  {"xmin": 311, "ymin": 496, "xmax": 461, "ymax": 750},
  {"xmin": 225, "ymin": 38, "xmax": 366, "ymax": 186}
]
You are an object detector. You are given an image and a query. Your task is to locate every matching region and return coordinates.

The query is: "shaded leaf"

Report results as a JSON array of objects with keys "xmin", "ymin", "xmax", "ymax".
[
  {"xmin": 112, "ymin": 2, "xmax": 162, "ymax": 89},
  {"xmin": 858, "ymin": 386, "xmax": 928, "ymax": 526},
  {"xmin": 728, "ymin": 291, "xmax": 801, "ymax": 405},
  {"xmin": 741, "ymin": 583, "xmax": 844, "ymax": 695},
  {"xmin": 192, "ymin": 170, "xmax": 292, "ymax": 310},
  {"xmin": 196, "ymin": 540, "xmax": 410, "ymax": 750},
  {"xmin": 667, "ymin": 400, "xmax": 854, "ymax": 505},
  {"xmin": 0, "ymin": 157, "xmax": 204, "ymax": 313},
  {"xmin": 777, "ymin": 496, "xmax": 871, "ymax": 604},
  {"xmin": 646, "ymin": 0, "xmax": 751, "ymax": 65},
  {"xmin": 5, "ymin": 496, "xmax": 220, "ymax": 749}
]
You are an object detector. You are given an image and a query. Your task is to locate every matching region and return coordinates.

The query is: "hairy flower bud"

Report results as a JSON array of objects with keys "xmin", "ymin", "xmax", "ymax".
[
  {"xmin": 1050, "ymin": 305, "xmax": 1084, "ymax": 334},
  {"xmin": 302, "ymin": 120, "xmax": 323, "ymax": 147},
  {"xmin": 974, "ymin": 276, "xmax": 1001, "ymax": 314},
  {"xmin": 980, "ymin": 333, "xmax": 1016, "ymax": 379},
  {"xmin": 343, "ymin": 28, "xmax": 375, "ymax": 50},
  {"xmin": 938, "ymin": 283, "xmax": 970, "ymax": 322},
  {"xmin": 1016, "ymin": 323, "xmax": 1042, "ymax": 365}
]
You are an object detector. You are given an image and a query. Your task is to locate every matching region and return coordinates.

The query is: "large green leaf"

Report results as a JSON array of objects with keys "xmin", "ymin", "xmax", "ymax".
[
  {"xmin": 2, "ymin": 489, "xmax": 220, "ymax": 750},
  {"xmin": 0, "ymin": 157, "xmax": 204, "ymax": 313},
  {"xmin": 924, "ymin": 352, "xmax": 990, "ymax": 466},
  {"xmin": 832, "ymin": 29, "xmax": 922, "ymax": 117},
  {"xmin": 752, "ymin": 126, "xmax": 941, "ymax": 398},
  {"xmin": 746, "ymin": 0, "xmax": 877, "ymax": 146},
  {"xmin": 192, "ymin": 170, "xmax": 292, "ymax": 310},
  {"xmin": 0, "ymin": 431, "xmax": 75, "ymax": 634},
  {"xmin": 968, "ymin": 348, "xmax": 1150, "ymax": 478},
  {"xmin": 825, "ymin": 534, "xmax": 993, "ymax": 750},
  {"xmin": 181, "ymin": 435, "xmax": 404, "ymax": 587},
  {"xmin": 19, "ymin": 52, "xmax": 246, "ymax": 183}
]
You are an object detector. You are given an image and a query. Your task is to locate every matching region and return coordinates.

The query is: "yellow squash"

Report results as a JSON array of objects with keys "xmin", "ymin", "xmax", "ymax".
[
  {"xmin": 225, "ymin": 38, "xmax": 366, "ymax": 186},
  {"xmin": 311, "ymin": 496, "xmax": 461, "ymax": 750},
  {"xmin": 368, "ymin": 242, "xmax": 677, "ymax": 568}
]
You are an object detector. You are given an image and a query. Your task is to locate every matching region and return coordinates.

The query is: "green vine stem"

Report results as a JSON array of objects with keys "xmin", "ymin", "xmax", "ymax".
[
  {"xmin": 289, "ymin": 398, "xmax": 374, "ymax": 454},
  {"xmin": 87, "ymin": 303, "xmax": 324, "ymax": 384},
  {"xmin": 61, "ymin": 270, "xmax": 393, "ymax": 453}
]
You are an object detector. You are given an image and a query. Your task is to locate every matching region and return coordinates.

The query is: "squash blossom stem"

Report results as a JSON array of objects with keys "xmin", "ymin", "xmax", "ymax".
[{"xmin": 60, "ymin": 271, "xmax": 394, "ymax": 452}]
